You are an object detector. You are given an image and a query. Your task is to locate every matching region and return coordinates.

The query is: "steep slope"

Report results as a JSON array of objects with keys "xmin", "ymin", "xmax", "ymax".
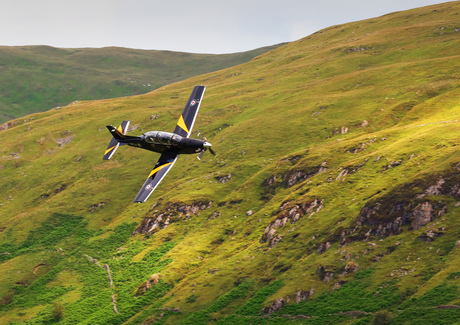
[
  {"xmin": 0, "ymin": 44, "xmax": 282, "ymax": 123},
  {"xmin": 0, "ymin": 2, "xmax": 459, "ymax": 324}
]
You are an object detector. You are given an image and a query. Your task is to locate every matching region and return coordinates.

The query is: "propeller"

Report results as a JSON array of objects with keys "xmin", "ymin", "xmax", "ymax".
[{"xmin": 197, "ymin": 137, "xmax": 216, "ymax": 160}]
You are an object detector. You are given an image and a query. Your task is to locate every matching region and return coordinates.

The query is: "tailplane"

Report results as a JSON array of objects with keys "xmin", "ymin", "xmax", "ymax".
[{"xmin": 102, "ymin": 121, "xmax": 130, "ymax": 160}]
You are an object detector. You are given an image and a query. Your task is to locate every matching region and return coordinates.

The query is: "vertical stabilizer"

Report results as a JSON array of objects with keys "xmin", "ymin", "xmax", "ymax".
[{"xmin": 102, "ymin": 121, "xmax": 130, "ymax": 160}]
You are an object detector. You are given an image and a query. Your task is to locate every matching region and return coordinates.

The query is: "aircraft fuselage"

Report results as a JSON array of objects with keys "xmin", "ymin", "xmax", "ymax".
[{"xmin": 116, "ymin": 130, "xmax": 211, "ymax": 155}]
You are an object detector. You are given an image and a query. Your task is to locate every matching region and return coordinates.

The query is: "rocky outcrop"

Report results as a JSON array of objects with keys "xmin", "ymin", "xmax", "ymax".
[
  {"xmin": 383, "ymin": 160, "xmax": 403, "ymax": 171},
  {"xmin": 356, "ymin": 203, "xmax": 408, "ymax": 237},
  {"xmin": 418, "ymin": 227, "xmax": 446, "ymax": 242},
  {"xmin": 317, "ymin": 265, "xmax": 334, "ymax": 283},
  {"xmin": 264, "ymin": 175, "xmax": 277, "ymax": 186},
  {"xmin": 284, "ymin": 171, "xmax": 310, "ymax": 187},
  {"xmin": 336, "ymin": 168, "xmax": 349, "ymax": 181},
  {"xmin": 356, "ymin": 198, "xmax": 447, "ymax": 238},
  {"xmin": 56, "ymin": 135, "xmax": 74, "ymax": 147},
  {"xmin": 208, "ymin": 210, "xmax": 221, "ymax": 220},
  {"xmin": 295, "ymin": 288, "xmax": 314, "ymax": 303},
  {"xmin": 263, "ymin": 290, "xmax": 315, "ymax": 315},
  {"xmin": 134, "ymin": 202, "xmax": 212, "ymax": 235},
  {"xmin": 344, "ymin": 137, "xmax": 390, "ymax": 155},
  {"xmin": 345, "ymin": 46, "xmax": 373, "ymax": 53},
  {"xmin": 174, "ymin": 202, "xmax": 211, "ymax": 215},
  {"xmin": 263, "ymin": 162, "xmax": 327, "ymax": 189},
  {"xmin": 317, "ymin": 242, "xmax": 331, "ymax": 254},
  {"xmin": 216, "ymin": 173, "xmax": 232, "ymax": 183},
  {"xmin": 89, "ymin": 201, "xmax": 106, "ymax": 213},
  {"xmin": 412, "ymin": 202, "xmax": 435, "ymax": 230},
  {"xmin": 426, "ymin": 178, "xmax": 445, "ymax": 195},
  {"xmin": 208, "ymin": 268, "xmax": 218, "ymax": 274},
  {"xmin": 343, "ymin": 261, "xmax": 359, "ymax": 274},
  {"xmin": 261, "ymin": 288, "xmax": 314, "ymax": 316},
  {"xmin": 332, "ymin": 281, "xmax": 347, "ymax": 291},
  {"xmin": 136, "ymin": 273, "xmax": 161, "ymax": 295},
  {"xmin": 263, "ymin": 298, "xmax": 286, "ymax": 314},
  {"xmin": 315, "ymin": 262, "xmax": 359, "ymax": 289},
  {"xmin": 40, "ymin": 184, "xmax": 67, "ymax": 200},
  {"xmin": 0, "ymin": 121, "xmax": 16, "ymax": 131},
  {"xmin": 337, "ymin": 172, "xmax": 460, "ymax": 245},
  {"xmin": 260, "ymin": 198, "xmax": 323, "ymax": 247}
]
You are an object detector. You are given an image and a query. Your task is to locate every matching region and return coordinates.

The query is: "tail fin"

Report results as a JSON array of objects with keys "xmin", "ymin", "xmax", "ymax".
[{"xmin": 102, "ymin": 121, "xmax": 130, "ymax": 160}]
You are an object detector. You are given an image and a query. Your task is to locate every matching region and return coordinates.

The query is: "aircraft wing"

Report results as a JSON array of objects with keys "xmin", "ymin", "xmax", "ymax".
[
  {"xmin": 173, "ymin": 85, "xmax": 206, "ymax": 138},
  {"xmin": 133, "ymin": 151, "xmax": 179, "ymax": 203}
]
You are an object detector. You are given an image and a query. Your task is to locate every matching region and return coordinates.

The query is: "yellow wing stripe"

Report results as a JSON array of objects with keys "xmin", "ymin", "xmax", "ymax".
[
  {"xmin": 148, "ymin": 162, "xmax": 173, "ymax": 178},
  {"xmin": 176, "ymin": 115, "xmax": 190, "ymax": 135},
  {"xmin": 104, "ymin": 146, "xmax": 117, "ymax": 155},
  {"xmin": 117, "ymin": 125, "xmax": 124, "ymax": 134}
]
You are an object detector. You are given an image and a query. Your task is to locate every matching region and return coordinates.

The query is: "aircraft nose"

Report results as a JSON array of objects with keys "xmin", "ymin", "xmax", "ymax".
[{"xmin": 203, "ymin": 141, "xmax": 212, "ymax": 148}]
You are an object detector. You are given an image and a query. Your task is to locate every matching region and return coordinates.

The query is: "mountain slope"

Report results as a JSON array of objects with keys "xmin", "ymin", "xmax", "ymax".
[
  {"xmin": 0, "ymin": 44, "xmax": 282, "ymax": 124},
  {"xmin": 0, "ymin": 1, "xmax": 459, "ymax": 324}
]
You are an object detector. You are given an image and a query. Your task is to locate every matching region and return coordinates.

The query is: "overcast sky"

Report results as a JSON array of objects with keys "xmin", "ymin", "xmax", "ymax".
[{"xmin": 0, "ymin": 0, "xmax": 452, "ymax": 54}]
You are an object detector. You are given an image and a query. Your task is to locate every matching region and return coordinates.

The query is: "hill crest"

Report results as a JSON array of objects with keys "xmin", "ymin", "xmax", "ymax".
[{"xmin": 0, "ymin": 43, "xmax": 282, "ymax": 124}]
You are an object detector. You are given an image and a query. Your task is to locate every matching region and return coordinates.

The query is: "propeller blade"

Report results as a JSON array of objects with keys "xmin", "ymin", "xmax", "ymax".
[
  {"xmin": 197, "ymin": 149, "xmax": 205, "ymax": 160},
  {"xmin": 198, "ymin": 138, "xmax": 215, "ymax": 159}
]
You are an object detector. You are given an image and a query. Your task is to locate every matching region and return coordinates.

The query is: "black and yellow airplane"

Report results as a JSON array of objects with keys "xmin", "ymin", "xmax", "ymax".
[{"xmin": 103, "ymin": 86, "xmax": 214, "ymax": 203}]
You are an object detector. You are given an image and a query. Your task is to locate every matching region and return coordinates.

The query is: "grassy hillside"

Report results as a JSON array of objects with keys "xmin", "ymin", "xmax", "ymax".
[
  {"xmin": 0, "ymin": 44, "xmax": 282, "ymax": 124},
  {"xmin": 0, "ymin": 1, "xmax": 459, "ymax": 324}
]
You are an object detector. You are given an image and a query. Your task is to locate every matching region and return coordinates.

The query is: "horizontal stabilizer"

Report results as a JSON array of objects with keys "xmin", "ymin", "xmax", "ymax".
[{"xmin": 103, "ymin": 137, "xmax": 120, "ymax": 160}]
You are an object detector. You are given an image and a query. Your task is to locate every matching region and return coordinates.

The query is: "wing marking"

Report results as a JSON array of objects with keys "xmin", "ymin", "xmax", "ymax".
[
  {"xmin": 148, "ymin": 162, "xmax": 173, "ymax": 178},
  {"xmin": 173, "ymin": 85, "xmax": 205, "ymax": 137},
  {"xmin": 176, "ymin": 115, "xmax": 190, "ymax": 135}
]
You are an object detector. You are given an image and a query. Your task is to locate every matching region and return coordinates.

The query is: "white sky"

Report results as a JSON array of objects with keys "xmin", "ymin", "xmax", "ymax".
[{"xmin": 0, "ymin": 0, "xmax": 453, "ymax": 54}]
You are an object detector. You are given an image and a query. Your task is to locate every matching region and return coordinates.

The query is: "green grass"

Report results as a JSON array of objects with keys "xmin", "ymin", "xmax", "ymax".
[
  {"xmin": 0, "ymin": 44, "xmax": 283, "ymax": 123},
  {"xmin": 0, "ymin": 2, "xmax": 460, "ymax": 324}
]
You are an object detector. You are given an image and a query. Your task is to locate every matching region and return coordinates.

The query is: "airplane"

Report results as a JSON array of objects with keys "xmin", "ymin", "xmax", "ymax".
[{"xmin": 103, "ymin": 85, "xmax": 214, "ymax": 203}]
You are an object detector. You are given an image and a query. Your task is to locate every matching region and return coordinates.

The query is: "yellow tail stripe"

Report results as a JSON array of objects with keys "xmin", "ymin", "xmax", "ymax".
[
  {"xmin": 177, "ymin": 115, "xmax": 189, "ymax": 135},
  {"xmin": 148, "ymin": 162, "xmax": 173, "ymax": 178},
  {"xmin": 104, "ymin": 146, "xmax": 116, "ymax": 155}
]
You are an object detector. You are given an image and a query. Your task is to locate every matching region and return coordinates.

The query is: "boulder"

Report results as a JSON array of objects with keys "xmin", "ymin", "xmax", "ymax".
[{"xmin": 412, "ymin": 202, "xmax": 434, "ymax": 230}]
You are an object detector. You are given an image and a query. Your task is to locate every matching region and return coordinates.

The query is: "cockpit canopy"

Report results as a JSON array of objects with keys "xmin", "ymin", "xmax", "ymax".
[{"xmin": 143, "ymin": 131, "xmax": 182, "ymax": 145}]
